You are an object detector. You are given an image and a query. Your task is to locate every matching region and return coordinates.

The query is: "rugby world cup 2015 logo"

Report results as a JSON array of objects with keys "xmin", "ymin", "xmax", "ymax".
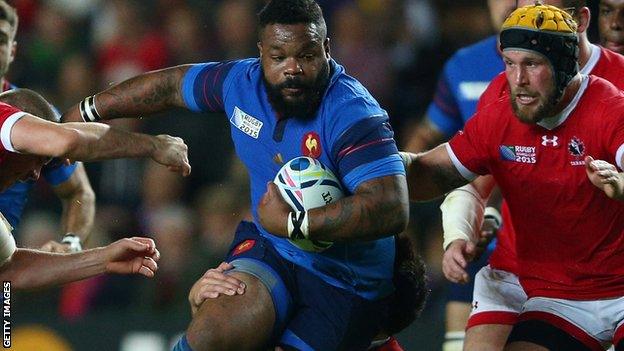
[{"xmin": 499, "ymin": 145, "xmax": 537, "ymax": 164}]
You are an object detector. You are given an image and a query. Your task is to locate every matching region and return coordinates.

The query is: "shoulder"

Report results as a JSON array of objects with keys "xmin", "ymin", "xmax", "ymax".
[
  {"xmin": 447, "ymin": 36, "xmax": 499, "ymax": 69},
  {"xmin": 582, "ymin": 76, "xmax": 624, "ymax": 117},
  {"xmin": 323, "ymin": 61, "xmax": 386, "ymax": 127},
  {"xmin": 594, "ymin": 47, "xmax": 624, "ymax": 90}
]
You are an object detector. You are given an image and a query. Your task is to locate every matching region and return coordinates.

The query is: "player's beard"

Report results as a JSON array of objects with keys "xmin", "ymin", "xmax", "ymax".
[
  {"xmin": 263, "ymin": 62, "xmax": 330, "ymax": 120},
  {"xmin": 511, "ymin": 85, "xmax": 560, "ymax": 124}
]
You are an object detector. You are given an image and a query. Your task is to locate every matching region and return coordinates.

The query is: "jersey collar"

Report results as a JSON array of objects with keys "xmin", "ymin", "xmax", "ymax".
[
  {"xmin": 537, "ymin": 74, "xmax": 589, "ymax": 130},
  {"xmin": 579, "ymin": 44, "xmax": 600, "ymax": 75}
]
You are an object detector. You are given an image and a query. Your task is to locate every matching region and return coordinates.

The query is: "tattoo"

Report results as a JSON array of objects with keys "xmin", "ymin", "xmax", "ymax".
[
  {"xmin": 431, "ymin": 162, "xmax": 468, "ymax": 194},
  {"xmin": 309, "ymin": 175, "xmax": 409, "ymax": 242},
  {"xmin": 98, "ymin": 65, "xmax": 189, "ymax": 119}
]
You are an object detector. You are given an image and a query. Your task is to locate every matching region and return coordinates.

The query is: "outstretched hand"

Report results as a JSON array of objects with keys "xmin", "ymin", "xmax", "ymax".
[
  {"xmin": 103, "ymin": 237, "xmax": 160, "ymax": 277},
  {"xmin": 442, "ymin": 239, "xmax": 477, "ymax": 284},
  {"xmin": 188, "ymin": 262, "xmax": 246, "ymax": 316},
  {"xmin": 152, "ymin": 134, "xmax": 191, "ymax": 177},
  {"xmin": 258, "ymin": 182, "xmax": 291, "ymax": 237},
  {"xmin": 585, "ymin": 156, "xmax": 624, "ymax": 199}
]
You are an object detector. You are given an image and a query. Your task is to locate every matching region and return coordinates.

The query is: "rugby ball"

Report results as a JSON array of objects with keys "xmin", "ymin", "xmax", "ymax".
[{"xmin": 274, "ymin": 157, "xmax": 344, "ymax": 252}]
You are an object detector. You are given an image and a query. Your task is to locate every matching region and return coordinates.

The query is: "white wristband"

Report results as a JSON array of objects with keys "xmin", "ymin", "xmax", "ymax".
[
  {"xmin": 440, "ymin": 184, "xmax": 486, "ymax": 250},
  {"xmin": 62, "ymin": 234, "xmax": 82, "ymax": 253},
  {"xmin": 287, "ymin": 211, "xmax": 309, "ymax": 239}
]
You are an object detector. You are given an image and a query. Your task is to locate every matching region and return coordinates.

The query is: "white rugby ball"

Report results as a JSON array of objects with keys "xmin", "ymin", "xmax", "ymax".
[{"xmin": 274, "ymin": 157, "xmax": 344, "ymax": 252}]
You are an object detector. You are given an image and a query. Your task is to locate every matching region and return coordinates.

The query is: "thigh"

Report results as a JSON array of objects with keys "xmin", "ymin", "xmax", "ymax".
[
  {"xmin": 187, "ymin": 221, "xmax": 296, "ymax": 351},
  {"xmin": 278, "ymin": 267, "xmax": 387, "ymax": 351},
  {"xmin": 467, "ymin": 266, "xmax": 525, "ymax": 328},
  {"xmin": 187, "ymin": 271, "xmax": 275, "ymax": 351},
  {"xmin": 506, "ymin": 319, "xmax": 592, "ymax": 351},
  {"xmin": 465, "ymin": 324, "xmax": 513, "ymax": 351}
]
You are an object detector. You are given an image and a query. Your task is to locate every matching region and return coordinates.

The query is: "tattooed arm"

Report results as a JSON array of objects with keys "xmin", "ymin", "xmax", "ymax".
[
  {"xmin": 258, "ymin": 174, "xmax": 409, "ymax": 242},
  {"xmin": 403, "ymin": 143, "xmax": 470, "ymax": 201},
  {"xmin": 62, "ymin": 65, "xmax": 191, "ymax": 122}
]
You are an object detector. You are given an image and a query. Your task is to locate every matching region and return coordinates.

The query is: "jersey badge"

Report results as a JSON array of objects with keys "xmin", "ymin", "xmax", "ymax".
[
  {"xmin": 273, "ymin": 153, "xmax": 284, "ymax": 165},
  {"xmin": 499, "ymin": 145, "xmax": 536, "ymax": 164},
  {"xmin": 568, "ymin": 137, "xmax": 586, "ymax": 166},
  {"xmin": 232, "ymin": 239, "xmax": 255, "ymax": 256},
  {"xmin": 230, "ymin": 107, "xmax": 263, "ymax": 139},
  {"xmin": 302, "ymin": 132, "xmax": 321, "ymax": 158}
]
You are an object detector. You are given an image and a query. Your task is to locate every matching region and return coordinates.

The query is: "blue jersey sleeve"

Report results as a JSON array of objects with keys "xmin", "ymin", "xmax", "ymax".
[
  {"xmin": 181, "ymin": 61, "xmax": 238, "ymax": 112},
  {"xmin": 330, "ymin": 115, "xmax": 404, "ymax": 192},
  {"xmin": 42, "ymin": 159, "xmax": 78, "ymax": 186},
  {"xmin": 426, "ymin": 64, "xmax": 463, "ymax": 137}
]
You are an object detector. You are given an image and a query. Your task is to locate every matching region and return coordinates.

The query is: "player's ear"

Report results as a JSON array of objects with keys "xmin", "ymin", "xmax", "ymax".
[
  {"xmin": 324, "ymin": 38, "xmax": 331, "ymax": 59},
  {"xmin": 8, "ymin": 40, "xmax": 15, "ymax": 65},
  {"xmin": 576, "ymin": 7, "xmax": 590, "ymax": 34},
  {"xmin": 257, "ymin": 41, "xmax": 263, "ymax": 58}
]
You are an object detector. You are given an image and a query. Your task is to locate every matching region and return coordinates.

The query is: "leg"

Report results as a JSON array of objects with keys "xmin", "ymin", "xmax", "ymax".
[
  {"xmin": 443, "ymin": 302, "xmax": 470, "ymax": 351},
  {"xmin": 464, "ymin": 324, "xmax": 512, "ymax": 351},
  {"xmin": 504, "ymin": 341, "xmax": 550, "ymax": 351},
  {"xmin": 186, "ymin": 271, "xmax": 275, "ymax": 351},
  {"xmin": 505, "ymin": 320, "xmax": 593, "ymax": 351},
  {"xmin": 0, "ymin": 88, "xmax": 58, "ymax": 122}
]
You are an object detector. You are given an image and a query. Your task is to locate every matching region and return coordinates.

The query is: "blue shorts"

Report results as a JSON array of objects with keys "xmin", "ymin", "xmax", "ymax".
[
  {"xmin": 447, "ymin": 239, "xmax": 496, "ymax": 303},
  {"xmin": 225, "ymin": 221, "xmax": 388, "ymax": 351}
]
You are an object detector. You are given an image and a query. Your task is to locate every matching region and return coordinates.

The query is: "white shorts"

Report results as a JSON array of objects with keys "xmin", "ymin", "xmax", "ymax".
[
  {"xmin": 467, "ymin": 265, "xmax": 527, "ymax": 328},
  {"xmin": 519, "ymin": 296, "xmax": 624, "ymax": 350}
]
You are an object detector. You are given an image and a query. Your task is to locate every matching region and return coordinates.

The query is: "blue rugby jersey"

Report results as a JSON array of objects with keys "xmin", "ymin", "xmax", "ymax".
[
  {"xmin": 427, "ymin": 35, "xmax": 504, "ymax": 137},
  {"xmin": 182, "ymin": 58, "xmax": 405, "ymax": 300},
  {"xmin": 0, "ymin": 82, "xmax": 77, "ymax": 229}
]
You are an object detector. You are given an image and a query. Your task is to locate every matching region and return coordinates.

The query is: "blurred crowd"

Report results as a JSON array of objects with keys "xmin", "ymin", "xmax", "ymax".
[{"xmin": 10, "ymin": 0, "xmax": 515, "ymax": 341}]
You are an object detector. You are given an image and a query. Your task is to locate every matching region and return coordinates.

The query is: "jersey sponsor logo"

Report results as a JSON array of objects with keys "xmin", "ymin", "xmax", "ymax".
[
  {"xmin": 568, "ymin": 137, "xmax": 586, "ymax": 166},
  {"xmin": 230, "ymin": 107, "xmax": 263, "ymax": 139},
  {"xmin": 500, "ymin": 145, "xmax": 537, "ymax": 164},
  {"xmin": 541, "ymin": 135, "xmax": 559, "ymax": 147},
  {"xmin": 302, "ymin": 132, "xmax": 321, "ymax": 158},
  {"xmin": 232, "ymin": 239, "xmax": 255, "ymax": 256},
  {"xmin": 458, "ymin": 81, "xmax": 490, "ymax": 100}
]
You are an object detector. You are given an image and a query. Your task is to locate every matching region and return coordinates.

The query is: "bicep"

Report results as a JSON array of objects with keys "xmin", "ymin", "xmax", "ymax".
[{"xmin": 10, "ymin": 115, "xmax": 75, "ymax": 156}]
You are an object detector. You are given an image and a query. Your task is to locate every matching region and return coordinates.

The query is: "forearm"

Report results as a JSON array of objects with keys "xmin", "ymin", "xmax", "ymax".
[
  {"xmin": 57, "ymin": 165, "xmax": 96, "ymax": 243},
  {"xmin": 0, "ymin": 248, "xmax": 106, "ymax": 290},
  {"xmin": 404, "ymin": 144, "xmax": 470, "ymax": 201},
  {"xmin": 62, "ymin": 122, "xmax": 157, "ymax": 161},
  {"xmin": 307, "ymin": 176, "xmax": 409, "ymax": 242},
  {"xmin": 64, "ymin": 66, "xmax": 191, "ymax": 122},
  {"xmin": 440, "ymin": 183, "xmax": 487, "ymax": 249}
]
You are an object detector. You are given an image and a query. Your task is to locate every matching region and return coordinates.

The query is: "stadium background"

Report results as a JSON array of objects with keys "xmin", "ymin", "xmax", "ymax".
[{"xmin": 7, "ymin": 0, "xmax": 602, "ymax": 350}]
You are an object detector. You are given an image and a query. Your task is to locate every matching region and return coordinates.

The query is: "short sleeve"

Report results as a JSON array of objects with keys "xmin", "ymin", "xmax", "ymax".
[
  {"xmin": 426, "ymin": 69, "xmax": 463, "ymax": 137},
  {"xmin": 181, "ymin": 61, "xmax": 239, "ymax": 112},
  {"xmin": 0, "ymin": 103, "xmax": 27, "ymax": 153},
  {"xmin": 447, "ymin": 112, "xmax": 492, "ymax": 179},
  {"xmin": 42, "ymin": 160, "xmax": 78, "ymax": 186}
]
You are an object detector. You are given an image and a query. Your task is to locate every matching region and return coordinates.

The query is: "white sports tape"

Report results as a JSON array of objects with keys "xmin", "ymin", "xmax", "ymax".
[
  {"xmin": 0, "ymin": 212, "xmax": 16, "ymax": 266},
  {"xmin": 440, "ymin": 184, "xmax": 486, "ymax": 250}
]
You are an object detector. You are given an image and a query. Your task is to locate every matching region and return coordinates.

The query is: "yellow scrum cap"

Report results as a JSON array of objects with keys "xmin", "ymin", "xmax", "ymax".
[
  {"xmin": 501, "ymin": 3, "xmax": 577, "ymax": 33},
  {"xmin": 500, "ymin": 2, "xmax": 579, "ymax": 95}
]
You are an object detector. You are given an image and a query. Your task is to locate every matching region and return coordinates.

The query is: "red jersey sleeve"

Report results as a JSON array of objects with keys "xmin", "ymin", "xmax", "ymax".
[
  {"xmin": 447, "ymin": 108, "xmax": 493, "ymax": 179},
  {"xmin": 0, "ymin": 102, "xmax": 26, "ymax": 153},
  {"xmin": 604, "ymin": 99, "xmax": 624, "ymax": 170},
  {"xmin": 476, "ymin": 72, "xmax": 507, "ymax": 112}
]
